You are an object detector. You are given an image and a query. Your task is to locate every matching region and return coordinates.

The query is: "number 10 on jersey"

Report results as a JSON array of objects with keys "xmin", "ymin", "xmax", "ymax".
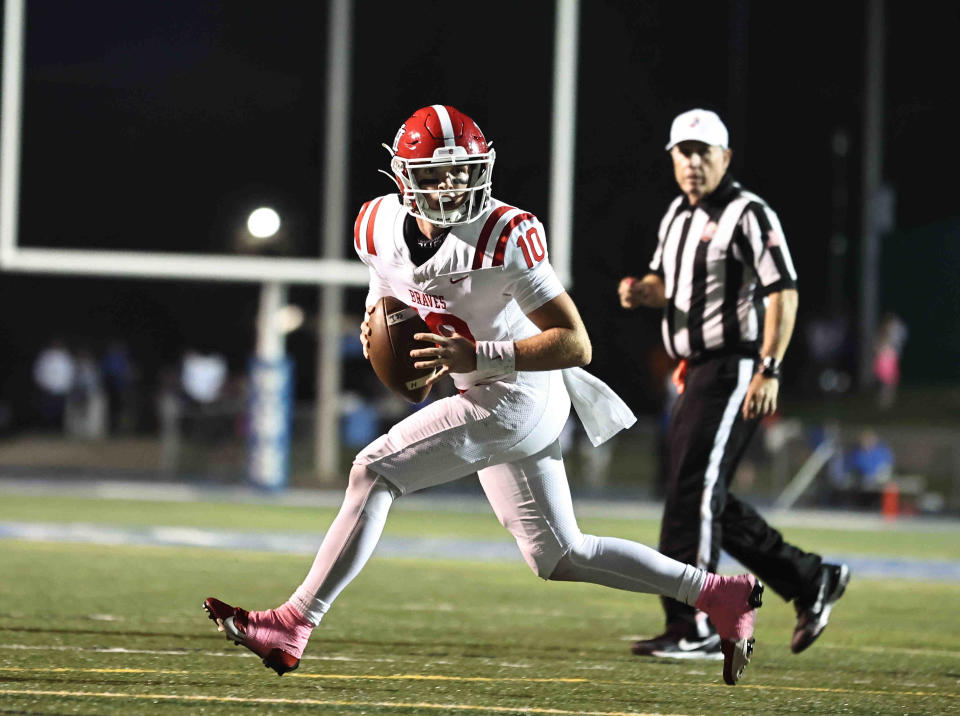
[{"xmin": 517, "ymin": 227, "xmax": 546, "ymax": 269}]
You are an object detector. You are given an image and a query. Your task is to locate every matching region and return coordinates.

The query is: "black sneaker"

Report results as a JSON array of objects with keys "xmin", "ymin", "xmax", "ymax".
[
  {"xmin": 632, "ymin": 627, "xmax": 723, "ymax": 661},
  {"xmin": 792, "ymin": 563, "xmax": 850, "ymax": 654}
]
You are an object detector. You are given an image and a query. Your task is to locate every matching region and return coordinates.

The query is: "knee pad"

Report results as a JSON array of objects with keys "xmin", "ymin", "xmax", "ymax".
[
  {"xmin": 345, "ymin": 464, "xmax": 399, "ymax": 516},
  {"xmin": 519, "ymin": 548, "xmax": 564, "ymax": 580},
  {"xmin": 516, "ymin": 533, "xmax": 592, "ymax": 581},
  {"xmin": 346, "ymin": 463, "xmax": 378, "ymax": 493},
  {"xmin": 547, "ymin": 534, "xmax": 597, "ymax": 581}
]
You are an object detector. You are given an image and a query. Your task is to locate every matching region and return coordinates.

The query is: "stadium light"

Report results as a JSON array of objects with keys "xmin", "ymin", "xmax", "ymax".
[{"xmin": 247, "ymin": 207, "xmax": 281, "ymax": 240}]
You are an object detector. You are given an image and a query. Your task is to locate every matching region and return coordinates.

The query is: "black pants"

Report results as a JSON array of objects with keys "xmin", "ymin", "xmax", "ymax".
[{"xmin": 658, "ymin": 354, "xmax": 822, "ymax": 635}]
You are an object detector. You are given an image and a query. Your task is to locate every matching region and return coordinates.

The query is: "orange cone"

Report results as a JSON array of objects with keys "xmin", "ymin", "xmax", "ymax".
[{"xmin": 881, "ymin": 482, "xmax": 899, "ymax": 521}]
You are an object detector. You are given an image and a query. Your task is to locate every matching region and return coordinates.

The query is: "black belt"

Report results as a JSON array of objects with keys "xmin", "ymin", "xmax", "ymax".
[{"xmin": 683, "ymin": 347, "xmax": 758, "ymax": 367}]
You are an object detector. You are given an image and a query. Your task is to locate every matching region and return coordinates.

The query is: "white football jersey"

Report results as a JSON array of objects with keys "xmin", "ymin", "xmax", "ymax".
[{"xmin": 353, "ymin": 194, "xmax": 565, "ymax": 390}]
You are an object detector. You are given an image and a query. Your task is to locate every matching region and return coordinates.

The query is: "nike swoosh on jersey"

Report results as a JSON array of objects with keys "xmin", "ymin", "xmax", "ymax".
[{"xmin": 450, "ymin": 276, "xmax": 468, "ymax": 284}]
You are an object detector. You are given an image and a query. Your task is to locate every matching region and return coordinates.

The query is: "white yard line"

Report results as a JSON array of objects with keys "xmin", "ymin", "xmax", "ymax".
[
  {"xmin": 2, "ymin": 519, "xmax": 959, "ymax": 581},
  {"xmin": 3, "ymin": 475, "xmax": 959, "ymax": 529}
]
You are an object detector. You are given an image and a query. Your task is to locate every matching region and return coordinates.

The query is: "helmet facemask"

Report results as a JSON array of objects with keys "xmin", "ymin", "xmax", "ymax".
[{"xmin": 386, "ymin": 145, "xmax": 496, "ymax": 227}]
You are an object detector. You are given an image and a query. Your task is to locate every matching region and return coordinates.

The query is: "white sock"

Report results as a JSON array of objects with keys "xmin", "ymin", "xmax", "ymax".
[{"xmin": 289, "ymin": 465, "xmax": 396, "ymax": 626}]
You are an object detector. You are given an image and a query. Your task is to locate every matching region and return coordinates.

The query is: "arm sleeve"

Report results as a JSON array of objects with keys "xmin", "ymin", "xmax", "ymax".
[
  {"xmin": 500, "ymin": 215, "xmax": 566, "ymax": 314},
  {"xmin": 741, "ymin": 203, "xmax": 798, "ymax": 294}
]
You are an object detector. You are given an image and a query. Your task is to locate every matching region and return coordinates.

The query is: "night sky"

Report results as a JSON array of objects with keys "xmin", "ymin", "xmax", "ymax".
[{"xmin": 1, "ymin": 1, "xmax": 957, "ymax": 421}]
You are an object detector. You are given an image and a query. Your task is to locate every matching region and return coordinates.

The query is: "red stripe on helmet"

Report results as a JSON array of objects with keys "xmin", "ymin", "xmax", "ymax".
[
  {"xmin": 472, "ymin": 205, "xmax": 513, "ymax": 270},
  {"xmin": 365, "ymin": 198, "xmax": 384, "ymax": 256},
  {"xmin": 354, "ymin": 201, "xmax": 371, "ymax": 252},
  {"xmin": 492, "ymin": 213, "xmax": 535, "ymax": 267}
]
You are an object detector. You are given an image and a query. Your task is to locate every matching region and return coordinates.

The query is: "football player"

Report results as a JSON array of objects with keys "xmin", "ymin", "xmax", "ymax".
[{"xmin": 205, "ymin": 105, "xmax": 763, "ymax": 686}]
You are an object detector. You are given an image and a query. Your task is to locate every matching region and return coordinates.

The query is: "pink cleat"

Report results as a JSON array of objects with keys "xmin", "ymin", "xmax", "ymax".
[
  {"xmin": 694, "ymin": 574, "xmax": 764, "ymax": 685},
  {"xmin": 203, "ymin": 597, "xmax": 313, "ymax": 676}
]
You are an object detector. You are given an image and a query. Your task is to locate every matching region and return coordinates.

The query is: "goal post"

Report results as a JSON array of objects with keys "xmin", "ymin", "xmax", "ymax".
[
  {"xmin": 0, "ymin": 247, "xmax": 368, "ymax": 285},
  {"xmin": 0, "ymin": 0, "xmax": 368, "ymax": 487},
  {"xmin": 0, "ymin": 0, "xmax": 580, "ymax": 487}
]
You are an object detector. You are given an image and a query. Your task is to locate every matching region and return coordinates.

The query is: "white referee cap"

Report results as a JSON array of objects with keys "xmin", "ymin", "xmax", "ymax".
[{"xmin": 665, "ymin": 109, "xmax": 729, "ymax": 150}]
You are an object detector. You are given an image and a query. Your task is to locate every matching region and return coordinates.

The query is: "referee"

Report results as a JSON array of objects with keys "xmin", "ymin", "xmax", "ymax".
[{"xmin": 619, "ymin": 109, "xmax": 849, "ymax": 658}]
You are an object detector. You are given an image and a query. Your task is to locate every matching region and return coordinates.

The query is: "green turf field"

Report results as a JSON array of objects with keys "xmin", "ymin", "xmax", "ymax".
[{"xmin": 1, "ymin": 493, "xmax": 959, "ymax": 714}]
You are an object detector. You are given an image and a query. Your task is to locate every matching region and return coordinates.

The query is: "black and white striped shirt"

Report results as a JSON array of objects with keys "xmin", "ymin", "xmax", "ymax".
[{"xmin": 649, "ymin": 175, "xmax": 797, "ymax": 360}]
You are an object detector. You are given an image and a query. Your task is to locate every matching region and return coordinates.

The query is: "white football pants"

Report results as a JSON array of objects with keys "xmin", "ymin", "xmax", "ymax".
[{"xmin": 290, "ymin": 370, "xmax": 705, "ymax": 624}]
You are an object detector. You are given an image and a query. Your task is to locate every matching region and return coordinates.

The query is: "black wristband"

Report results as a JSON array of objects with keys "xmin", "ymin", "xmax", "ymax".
[{"xmin": 759, "ymin": 356, "xmax": 781, "ymax": 379}]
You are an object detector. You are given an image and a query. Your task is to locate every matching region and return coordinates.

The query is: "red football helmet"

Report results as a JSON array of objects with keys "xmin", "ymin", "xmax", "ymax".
[{"xmin": 382, "ymin": 105, "xmax": 496, "ymax": 226}]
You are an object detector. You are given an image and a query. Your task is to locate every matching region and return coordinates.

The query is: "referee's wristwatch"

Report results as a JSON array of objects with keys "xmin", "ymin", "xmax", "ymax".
[{"xmin": 758, "ymin": 356, "xmax": 782, "ymax": 379}]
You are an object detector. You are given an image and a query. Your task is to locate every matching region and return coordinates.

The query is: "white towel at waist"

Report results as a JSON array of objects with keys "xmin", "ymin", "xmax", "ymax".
[{"xmin": 561, "ymin": 367, "xmax": 637, "ymax": 446}]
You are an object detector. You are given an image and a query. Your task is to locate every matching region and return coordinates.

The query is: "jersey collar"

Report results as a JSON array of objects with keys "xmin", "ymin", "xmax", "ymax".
[{"xmin": 680, "ymin": 173, "xmax": 741, "ymax": 212}]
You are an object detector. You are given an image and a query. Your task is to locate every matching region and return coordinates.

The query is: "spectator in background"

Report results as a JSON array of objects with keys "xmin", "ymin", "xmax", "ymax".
[
  {"xmin": 845, "ymin": 429, "xmax": 894, "ymax": 491},
  {"xmin": 827, "ymin": 429, "xmax": 895, "ymax": 508},
  {"xmin": 32, "ymin": 338, "xmax": 74, "ymax": 430},
  {"xmin": 65, "ymin": 346, "xmax": 107, "ymax": 440},
  {"xmin": 157, "ymin": 366, "xmax": 182, "ymax": 473},
  {"xmin": 873, "ymin": 313, "xmax": 907, "ymax": 409},
  {"xmin": 178, "ymin": 349, "xmax": 233, "ymax": 464},
  {"xmin": 101, "ymin": 339, "xmax": 137, "ymax": 434},
  {"xmin": 181, "ymin": 350, "xmax": 228, "ymax": 406}
]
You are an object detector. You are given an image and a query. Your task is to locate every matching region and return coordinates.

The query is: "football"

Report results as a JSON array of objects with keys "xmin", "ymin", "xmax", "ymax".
[{"xmin": 367, "ymin": 296, "xmax": 436, "ymax": 403}]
